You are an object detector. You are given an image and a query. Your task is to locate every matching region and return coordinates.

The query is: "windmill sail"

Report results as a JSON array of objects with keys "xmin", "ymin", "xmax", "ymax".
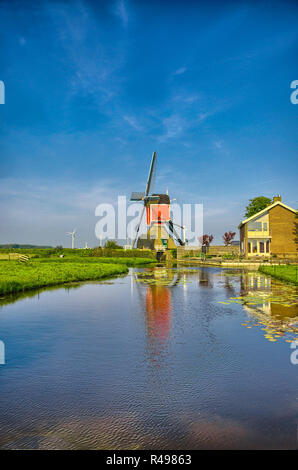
[
  {"xmin": 130, "ymin": 192, "xmax": 145, "ymax": 201},
  {"xmin": 145, "ymin": 151, "xmax": 157, "ymax": 197},
  {"xmin": 132, "ymin": 205, "xmax": 146, "ymax": 248},
  {"xmin": 131, "ymin": 151, "xmax": 157, "ymax": 248}
]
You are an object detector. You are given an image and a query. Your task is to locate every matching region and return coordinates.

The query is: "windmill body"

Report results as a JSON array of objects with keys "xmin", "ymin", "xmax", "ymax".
[{"xmin": 130, "ymin": 152, "xmax": 185, "ymax": 250}]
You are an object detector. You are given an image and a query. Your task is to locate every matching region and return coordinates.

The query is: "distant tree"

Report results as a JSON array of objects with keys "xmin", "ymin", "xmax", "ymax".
[
  {"xmin": 223, "ymin": 231, "xmax": 236, "ymax": 246},
  {"xmin": 199, "ymin": 234, "xmax": 214, "ymax": 253},
  {"xmin": 55, "ymin": 245, "xmax": 63, "ymax": 250},
  {"xmin": 199, "ymin": 234, "xmax": 214, "ymax": 246},
  {"xmin": 104, "ymin": 240, "xmax": 122, "ymax": 249},
  {"xmin": 245, "ymin": 196, "xmax": 272, "ymax": 218}
]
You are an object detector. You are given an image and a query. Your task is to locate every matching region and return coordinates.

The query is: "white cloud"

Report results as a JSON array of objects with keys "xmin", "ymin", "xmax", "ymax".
[
  {"xmin": 173, "ymin": 67, "xmax": 187, "ymax": 76},
  {"xmin": 0, "ymin": 177, "xmax": 122, "ymax": 247}
]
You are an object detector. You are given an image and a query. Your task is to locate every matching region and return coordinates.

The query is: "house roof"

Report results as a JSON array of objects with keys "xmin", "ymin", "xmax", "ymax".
[{"xmin": 238, "ymin": 201, "xmax": 297, "ymax": 229}]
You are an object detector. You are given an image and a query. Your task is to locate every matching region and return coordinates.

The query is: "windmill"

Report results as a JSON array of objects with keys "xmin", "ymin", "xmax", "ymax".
[
  {"xmin": 66, "ymin": 229, "xmax": 76, "ymax": 249},
  {"xmin": 130, "ymin": 152, "xmax": 185, "ymax": 250}
]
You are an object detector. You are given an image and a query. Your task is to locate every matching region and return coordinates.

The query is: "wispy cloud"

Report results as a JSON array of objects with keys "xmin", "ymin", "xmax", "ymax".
[
  {"xmin": 173, "ymin": 67, "xmax": 187, "ymax": 76},
  {"xmin": 114, "ymin": 0, "xmax": 129, "ymax": 28},
  {"xmin": 159, "ymin": 114, "xmax": 184, "ymax": 142},
  {"xmin": 45, "ymin": 1, "xmax": 126, "ymax": 104},
  {"xmin": 214, "ymin": 140, "xmax": 223, "ymax": 149},
  {"xmin": 198, "ymin": 111, "xmax": 214, "ymax": 121},
  {"xmin": 19, "ymin": 36, "xmax": 26, "ymax": 46},
  {"xmin": 172, "ymin": 91, "xmax": 200, "ymax": 104},
  {"xmin": 123, "ymin": 115, "xmax": 143, "ymax": 131}
]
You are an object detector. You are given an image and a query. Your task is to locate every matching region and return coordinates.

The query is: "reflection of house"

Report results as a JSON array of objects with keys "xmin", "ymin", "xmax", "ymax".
[
  {"xmin": 240, "ymin": 272, "xmax": 298, "ymax": 326},
  {"xmin": 239, "ymin": 196, "xmax": 297, "ymax": 258}
]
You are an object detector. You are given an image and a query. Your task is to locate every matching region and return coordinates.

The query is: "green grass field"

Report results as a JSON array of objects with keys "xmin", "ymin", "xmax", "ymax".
[
  {"xmin": 0, "ymin": 249, "xmax": 156, "ymax": 295},
  {"xmin": 259, "ymin": 265, "xmax": 298, "ymax": 285},
  {"xmin": 0, "ymin": 260, "xmax": 129, "ymax": 295}
]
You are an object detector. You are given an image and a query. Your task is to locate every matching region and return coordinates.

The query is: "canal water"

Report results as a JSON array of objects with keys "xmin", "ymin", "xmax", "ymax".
[{"xmin": 0, "ymin": 266, "xmax": 297, "ymax": 449}]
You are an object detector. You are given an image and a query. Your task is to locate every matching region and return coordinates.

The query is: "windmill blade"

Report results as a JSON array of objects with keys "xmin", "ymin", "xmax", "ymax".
[
  {"xmin": 145, "ymin": 151, "xmax": 157, "ymax": 197},
  {"xmin": 167, "ymin": 220, "xmax": 185, "ymax": 246},
  {"xmin": 132, "ymin": 205, "xmax": 146, "ymax": 248},
  {"xmin": 130, "ymin": 192, "xmax": 145, "ymax": 201}
]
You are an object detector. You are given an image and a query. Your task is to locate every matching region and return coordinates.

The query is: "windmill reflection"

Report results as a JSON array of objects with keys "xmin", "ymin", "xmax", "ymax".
[
  {"xmin": 134, "ymin": 268, "xmax": 182, "ymax": 365},
  {"xmin": 145, "ymin": 285, "xmax": 171, "ymax": 361}
]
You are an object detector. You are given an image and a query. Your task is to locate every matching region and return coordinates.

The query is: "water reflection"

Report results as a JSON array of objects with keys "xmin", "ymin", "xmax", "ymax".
[
  {"xmin": 145, "ymin": 286, "xmax": 171, "ymax": 363},
  {"xmin": 219, "ymin": 271, "xmax": 298, "ymax": 343},
  {"xmin": 197, "ymin": 268, "xmax": 214, "ymax": 288},
  {"xmin": 0, "ymin": 266, "xmax": 297, "ymax": 449},
  {"xmin": 133, "ymin": 268, "xmax": 176, "ymax": 364},
  {"xmin": 133, "ymin": 267, "xmax": 197, "ymax": 365}
]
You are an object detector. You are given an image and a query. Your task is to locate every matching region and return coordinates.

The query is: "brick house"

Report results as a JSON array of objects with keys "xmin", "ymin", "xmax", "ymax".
[{"xmin": 239, "ymin": 196, "xmax": 297, "ymax": 258}]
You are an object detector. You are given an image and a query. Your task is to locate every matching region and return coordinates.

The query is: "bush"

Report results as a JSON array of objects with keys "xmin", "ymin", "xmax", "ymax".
[
  {"xmin": 90, "ymin": 248, "xmax": 156, "ymax": 259},
  {"xmin": 222, "ymin": 254, "xmax": 236, "ymax": 260},
  {"xmin": 104, "ymin": 240, "xmax": 123, "ymax": 249}
]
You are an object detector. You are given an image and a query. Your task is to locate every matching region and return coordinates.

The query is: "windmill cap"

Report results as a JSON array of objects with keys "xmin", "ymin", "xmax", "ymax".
[{"xmin": 150, "ymin": 194, "xmax": 170, "ymax": 204}]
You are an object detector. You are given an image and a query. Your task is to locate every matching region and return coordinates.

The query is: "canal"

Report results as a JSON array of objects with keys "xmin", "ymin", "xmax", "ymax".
[{"xmin": 0, "ymin": 266, "xmax": 297, "ymax": 449}]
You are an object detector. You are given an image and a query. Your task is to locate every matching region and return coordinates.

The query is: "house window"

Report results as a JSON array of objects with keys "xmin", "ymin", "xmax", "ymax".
[
  {"xmin": 259, "ymin": 241, "xmax": 264, "ymax": 253},
  {"xmin": 252, "ymin": 241, "xmax": 257, "ymax": 253},
  {"xmin": 248, "ymin": 221, "xmax": 262, "ymax": 231},
  {"xmin": 263, "ymin": 222, "xmax": 267, "ymax": 231},
  {"xmin": 266, "ymin": 240, "xmax": 270, "ymax": 253},
  {"xmin": 248, "ymin": 242, "xmax": 251, "ymax": 253}
]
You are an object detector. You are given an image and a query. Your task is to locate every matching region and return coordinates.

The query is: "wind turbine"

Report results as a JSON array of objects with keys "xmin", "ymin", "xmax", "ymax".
[{"xmin": 66, "ymin": 229, "xmax": 76, "ymax": 249}]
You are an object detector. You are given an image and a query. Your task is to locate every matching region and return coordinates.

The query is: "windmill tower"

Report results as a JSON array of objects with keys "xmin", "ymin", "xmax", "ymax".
[
  {"xmin": 66, "ymin": 229, "xmax": 76, "ymax": 249},
  {"xmin": 130, "ymin": 152, "xmax": 185, "ymax": 251}
]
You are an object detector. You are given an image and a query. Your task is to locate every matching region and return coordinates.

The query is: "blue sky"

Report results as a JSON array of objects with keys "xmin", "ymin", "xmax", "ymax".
[{"xmin": 0, "ymin": 0, "xmax": 297, "ymax": 246}]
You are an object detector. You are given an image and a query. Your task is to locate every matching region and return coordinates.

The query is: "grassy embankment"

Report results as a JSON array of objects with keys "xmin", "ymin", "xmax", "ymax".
[
  {"xmin": 259, "ymin": 265, "xmax": 298, "ymax": 285},
  {"xmin": 0, "ymin": 249, "xmax": 156, "ymax": 295},
  {"xmin": 0, "ymin": 261, "xmax": 129, "ymax": 295}
]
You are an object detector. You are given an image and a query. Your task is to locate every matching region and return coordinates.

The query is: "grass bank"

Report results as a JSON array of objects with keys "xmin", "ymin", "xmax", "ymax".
[
  {"xmin": 0, "ymin": 261, "xmax": 129, "ymax": 295},
  {"xmin": 34, "ymin": 257, "xmax": 155, "ymax": 266},
  {"xmin": 259, "ymin": 265, "xmax": 298, "ymax": 285}
]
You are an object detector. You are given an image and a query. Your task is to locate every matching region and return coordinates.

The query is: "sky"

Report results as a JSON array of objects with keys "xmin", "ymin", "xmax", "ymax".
[{"xmin": 0, "ymin": 0, "xmax": 297, "ymax": 247}]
